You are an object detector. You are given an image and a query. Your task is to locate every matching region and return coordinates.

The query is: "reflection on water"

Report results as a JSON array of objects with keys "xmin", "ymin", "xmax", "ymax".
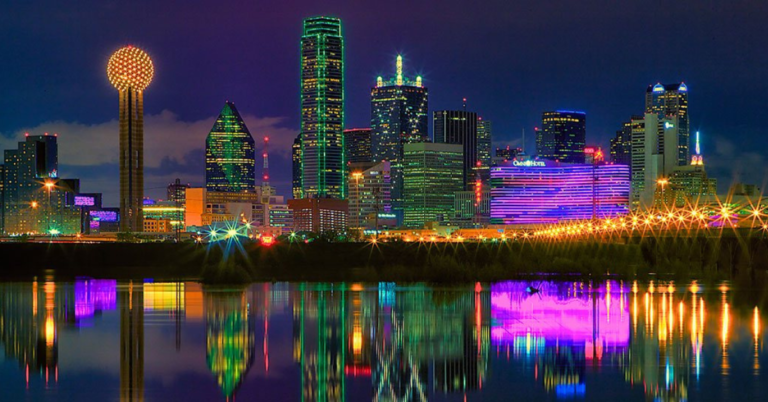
[{"xmin": 0, "ymin": 279, "xmax": 766, "ymax": 401}]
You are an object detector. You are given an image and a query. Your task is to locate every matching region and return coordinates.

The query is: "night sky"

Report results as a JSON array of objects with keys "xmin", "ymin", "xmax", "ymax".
[{"xmin": 1, "ymin": 0, "xmax": 767, "ymax": 204}]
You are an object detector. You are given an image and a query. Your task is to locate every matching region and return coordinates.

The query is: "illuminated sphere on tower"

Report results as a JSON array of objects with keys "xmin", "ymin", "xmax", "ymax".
[{"xmin": 106, "ymin": 46, "xmax": 154, "ymax": 92}]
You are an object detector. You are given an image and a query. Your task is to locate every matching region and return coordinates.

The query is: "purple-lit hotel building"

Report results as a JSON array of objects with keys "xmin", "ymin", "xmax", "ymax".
[{"xmin": 490, "ymin": 160, "xmax": 630, "ymax": 225}]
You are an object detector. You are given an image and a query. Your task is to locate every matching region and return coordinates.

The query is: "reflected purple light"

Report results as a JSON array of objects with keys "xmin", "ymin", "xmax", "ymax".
[
  {"xmin": 75, "ymin": 279, "xmax": 117, "ymax": 319},
  {"xmin": 491, "ymin": 281, "xmax": 629, "ymax": 347}
]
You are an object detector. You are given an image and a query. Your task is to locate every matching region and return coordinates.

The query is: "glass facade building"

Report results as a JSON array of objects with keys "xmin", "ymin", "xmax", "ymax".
[
  {"xmin": 402, "ymin": 143, "xmax": 464, "ymax": 228},
  {"xmin": 348, "ymin": 161, "xmax": 391, "ymax": 229},
  {"xmin": 645, "ymin": 83, "xmax": 689, "ymax": 167},
  {"xmin": 476, "ymin": 118, "xmax": 492, "ymax": 182},
  {"xmin": 371, "ymin": 55, "xmax": 428, "ymax": 219},
  {"xmin": 205, "ymin": 102, "xmax": 256, "ymax": 193},
  {"xmin": 611, "ymin": 117, "xmax": 637, "ymax": 169},
  {"xmin": 344, "ymin": 128, "xmax": 373, "ymax": 164},
  {"xmin": 537, "ymin": 111, "xmax": 586, "ymax": 164},
  {"xmin": 433, "ymin": 110, "xmax": 478, "ymax": 189},
  {"xmin": 300, "ymin": 16, "xmax": 345, "ymax": 199},
  {"xmin": 292, "ymin": 134, "xmax": 302, "ymax": 199},
  {"xmin": 1, "ymin": 134, "xmax": 80, "ymax": 234},
  {"xmin": 490, "ymin": 161, "xmax": 630, "ymax": 225}
]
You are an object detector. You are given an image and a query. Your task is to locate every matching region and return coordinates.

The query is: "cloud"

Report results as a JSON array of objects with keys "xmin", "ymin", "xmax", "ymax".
[{"xmin": 0, "ymin": 110, "xmax": 298, "ymax": 204}]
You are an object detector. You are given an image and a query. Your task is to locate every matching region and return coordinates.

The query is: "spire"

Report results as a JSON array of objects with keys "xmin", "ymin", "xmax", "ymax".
[
  {"xmin": 396, "ymin": 55, "xmax": 403, "ymax": 86},
  {"xmin": 691, "ymin": 131, "xmax": 704, "ymax": 165},
  {"xmin": 695, "ymin": 131, "xmax": 701, "ymax": 155}
]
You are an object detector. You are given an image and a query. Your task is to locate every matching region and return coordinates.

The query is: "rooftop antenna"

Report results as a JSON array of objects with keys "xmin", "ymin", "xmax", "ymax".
[
  {"xmin": 262, "ymin": 136, "xmax": 270, "ymax": 188},
  {"xmin": 521, "ymin": 128, "xmax": 525, "ymax": 154},
  {"xmin": 462, "ymin": 97, "xmax": 467, "ymax": 111}
]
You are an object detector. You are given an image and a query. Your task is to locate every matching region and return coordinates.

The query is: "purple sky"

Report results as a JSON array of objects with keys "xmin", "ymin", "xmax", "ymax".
[{"xmin": 1, "ymin": 0, "xmax": 767, "ymax": 204}]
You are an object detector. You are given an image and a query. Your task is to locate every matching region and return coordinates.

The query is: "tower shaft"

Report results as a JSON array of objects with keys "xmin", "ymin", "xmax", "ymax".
[{"xmin": 119, "ymin": 89, "xmax": 144, "ymax": 232}]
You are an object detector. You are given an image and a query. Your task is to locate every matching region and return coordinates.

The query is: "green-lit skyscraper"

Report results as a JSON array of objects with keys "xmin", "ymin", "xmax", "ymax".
[
  {"xmin": 371, "ymin": 55, "xmax": 428, "ymax": 220},
  {"xmin": 205, "ymin": 102, "xmax": 256, "ymax": 193},
  {"xmin": 403, "ymin": 143, "xmax": 464, "ymax": 228},
  {"xmin": 300, "ymin": 16, "xmax": 345, "ymax": 199}
]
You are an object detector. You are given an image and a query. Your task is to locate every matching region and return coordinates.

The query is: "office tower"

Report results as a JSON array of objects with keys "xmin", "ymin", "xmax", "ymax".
[
  {"xmin": 476, "ymin": 118, "xmax": 492, "ymax": 182},
  {"xmin": 167, "ymin": 179, "xmax": 189, "ymax": 204},
  {"xmin": 584, "ymin": 146, "xmax": 604, "ymax": 164},
  {"xmin": 611, "ymin": 118, "xmax": 637, "ymax": 168},
  {"xmin": 434, "ymin": 110, "xmax": 478, "ymax": 189},
  {"xmin": 205, "ymin": 102, "xmax": 256, "ymax": 193},
  {"xmin": 300, "ymin": 16, "xmax": 345, "ymax": 199},
  {"xmin": 633, "ymin": 113, "xmax": 685, "ymax": 207},
  {"xmin": 494, "ymin": 146, "xmax": 522, "ymax": 163},
  {"xmin": 537, "ymin": 111, "xmax": 586, "ymax": 164},
  {"xmin": 288, "ymin": 198, "xmax": 348, "ymax": 233},
  {"xmin": 371, "ymin": 55, "xmax": 428, "ymax": 220},
  {"xmin": 344, "ymin": 128, "xmax": 373, "ymax": 163},
  {"xmin": 292, "ymin": 134, "xmax": 302, "ymax": 199},
  {"xmin": 107, "ymin": 46, "xmax": 154, "ymax": 232},
  {"xmin": 402, "ymin": 143, "xmax": 464, "ymax": 228},
  {"xmin": 348, "ymin": 161, "xmax": 391, "ymax": 230},
  {"xmin": 646, "ymin": 83, "xmax": 689, "ymax": 166},
  {"xmin": 1, "ymin": 134, "xmax": 80, "ymax": 234},
  {"xmin": 490, "ymin": 161, "xmax": 630, "ymax": 225}
]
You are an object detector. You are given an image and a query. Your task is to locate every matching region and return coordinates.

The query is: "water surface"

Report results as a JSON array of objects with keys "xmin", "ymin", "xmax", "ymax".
[{"xmin": 1, "ymin": 279, "xmax": 766, "ymax": 401}]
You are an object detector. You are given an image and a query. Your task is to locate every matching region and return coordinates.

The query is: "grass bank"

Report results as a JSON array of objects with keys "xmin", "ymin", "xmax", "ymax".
[{"xmin": 1, "ymin": 235, "xmax": 767, "ymax": 284}]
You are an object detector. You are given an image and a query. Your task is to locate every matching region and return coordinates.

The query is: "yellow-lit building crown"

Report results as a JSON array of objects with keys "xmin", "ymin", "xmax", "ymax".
[{"xmin": 107, "ymin": 45, "xmax": 154, "ymax": 92}]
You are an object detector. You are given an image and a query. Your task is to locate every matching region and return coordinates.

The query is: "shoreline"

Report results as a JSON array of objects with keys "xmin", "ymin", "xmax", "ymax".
[{"xmin": 1, "ymin": 236, "xmax": 766, "ymax": 283}]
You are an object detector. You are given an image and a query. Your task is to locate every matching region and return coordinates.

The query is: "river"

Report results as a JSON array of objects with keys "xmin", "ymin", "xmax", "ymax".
[{"xmin": 0, "ymin": 278, "xmax": 765, "ymax": 401}]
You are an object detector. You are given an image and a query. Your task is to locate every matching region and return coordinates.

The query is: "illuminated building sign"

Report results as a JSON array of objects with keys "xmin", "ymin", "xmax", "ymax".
[
  {"xmin": 91, "ymin": 210, "xmax": 118, "ymax": 222},
  {"xmin": 512, "ymin": 160, "xmax": 546, "ymax": 167},
  {"xmin": 664, "ymin": 122, "xmax": 675, "ymax": 129},
  {"xmin": 490, "ymin": 163, "xmax": 630, "ymax": 225},
  {"xmin": 584, "ymin": 147, "xmax": 595, "ymax": 154},
  {"xmin": 74, "ymin": 195, "xmax": 96, "ymax": 206}
]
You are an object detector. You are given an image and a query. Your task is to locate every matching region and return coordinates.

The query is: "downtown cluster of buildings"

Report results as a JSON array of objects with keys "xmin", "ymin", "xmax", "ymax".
[{"xmin": 0, "ymin": 16, "xmax": 760, "ymax": 238}]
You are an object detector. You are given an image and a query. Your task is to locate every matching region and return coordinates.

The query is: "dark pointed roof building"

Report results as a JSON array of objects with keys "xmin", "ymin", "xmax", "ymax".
[{"xmin": 205, "ymin": 102, "xmax": 256, "ymax": 193}]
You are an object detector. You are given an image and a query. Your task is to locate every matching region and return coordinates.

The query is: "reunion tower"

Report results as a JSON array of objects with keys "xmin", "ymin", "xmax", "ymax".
[{"xmin": 107, "ymin": 46, "xmax": 154, "ymax": 232}]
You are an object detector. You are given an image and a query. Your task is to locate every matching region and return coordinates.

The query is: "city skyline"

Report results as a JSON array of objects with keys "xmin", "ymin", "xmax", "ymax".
[{"xmin": 1, "ymin": 1, "xmax": 767, "ymax": 204}]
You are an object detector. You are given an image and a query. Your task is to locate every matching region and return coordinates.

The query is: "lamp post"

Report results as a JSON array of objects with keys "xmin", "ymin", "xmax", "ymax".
[{"xmin": 657, "ymin": 178, "xmax": 669, "ymax": 210}]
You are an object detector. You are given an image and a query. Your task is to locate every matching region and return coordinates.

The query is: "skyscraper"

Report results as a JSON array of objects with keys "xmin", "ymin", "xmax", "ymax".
[
  {"xmin": 434, "ymin": 110, "xmax": 478, "ymax": 189},
  {"xmin": 1, "ymin": 134, "xmax": 80, "ymax": 234},
  {"xmin": 292, "ymin": 134, "xmax": 302, "ymax": 199},
  {"xmin": 634, "ymin": 113, "xmax": 684, "ymax": 207},
  {"xmin": 402, "ymin": 143, "xmax": 464, "ymax": 228},
  {"xmin": 348, "ymin": 161, "xmax": 391, "ymax": 230},
  {"xmin": 537, "ymin": 111, "xmax": 586, "ymax": 164},
  {"xmin": 611, "ymin": 117, "xmax": 638, "ymax": 168},
  {"xmin": 344, "ymin": 128, "xmax": 373, "ymax": 163},
  {"xmin": 205, "ymin": 102, "xmax": 256, "ymax": 193},
  {"xmin": 300, "ymin": 16, "xmax": 345, "ymax": 199},
  {"xmin": 371, "ymin": 55, "xmax": 428, "ymax": 220},
  {"xmin": 107, "ymin": 46, "xmax": 154, "ymax": 232},
  {"xmin": 476, "ymin": 118, "xmax": 493, "ymax": 182},
  {"xmin": 646, "ymin": 83, "xmax": 689, "ymax": 166}
]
